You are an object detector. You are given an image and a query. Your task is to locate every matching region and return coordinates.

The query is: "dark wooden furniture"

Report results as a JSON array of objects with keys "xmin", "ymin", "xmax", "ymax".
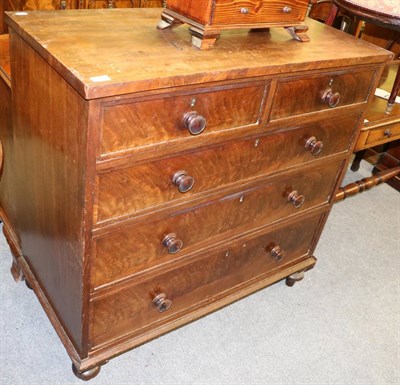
[
  {"xmin": 372, "ymin": 140, "xmax": 400, "ymax": 191},
  {"xmin": 326, "ymin": 0, "xmax": 400, "ymax": 114},
  {"xmin": 0, "ymin": 0, "xmax": 164, "ymax": 33},
  {"xmin": 351, "ymin": 62, "xmax": 400, "ymax": 171},
  {"xmin": 157, "ymin": 0, "xmax": 311, "ymax": 49},
  {"xmin": 2, "ymin": 9, "xmax": 392, "ymax": 380},
  {"xmin": 0, "ymin": 35, "xmax": 14, "ymax": 261}
]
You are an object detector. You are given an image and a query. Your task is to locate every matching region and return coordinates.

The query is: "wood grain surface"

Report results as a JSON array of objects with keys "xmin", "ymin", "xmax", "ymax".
[
  {"xmin": 91, "ymin": 211, "xmax": 323, "ymax": 348},
  {"xmin": 4, "ymin": 9, "xmax": 393, "ymax": 99}
]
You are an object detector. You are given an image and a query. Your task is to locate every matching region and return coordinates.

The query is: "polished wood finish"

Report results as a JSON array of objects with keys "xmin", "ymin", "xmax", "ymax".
[
  {"xmin": 335, "ymin": 165, "xmax": 400, "ymax": 201},
  {"xmin": 2, "ymin": 9, "xmax": 391, "ymax": 379},
  {"xmin": 95, "ymin": 114, "xmax": 358, "ymax": 224},
  {"xmin": 0, "ymin": 34, "xmax": 21, "ymax": 282},
  {"xmin": 0, "ymin": 0, "xmax": 163, "ymax": 33},
  {"xmin": 91, "ymin": 211, "xmax": 325, "ymax": 348},
  {"xmin": 158, "ymin": 0, "xmax": 311, "ymax": 48},
  {"xmin": 270, "ymin": 68, "xmax": 375, "ymax": 120},
  {"xmin": 100, "ymin": 82, "xmax": 267, "ymax": 157},
  {"xmin": 93, "ymin": 161, "xmax": 341, "ymax": 288}
]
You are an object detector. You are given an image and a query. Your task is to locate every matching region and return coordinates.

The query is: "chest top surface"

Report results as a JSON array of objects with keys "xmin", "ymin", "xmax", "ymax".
[{"xmin": 5, "ymin": 8, "xmax": 392, "ymax": 99}]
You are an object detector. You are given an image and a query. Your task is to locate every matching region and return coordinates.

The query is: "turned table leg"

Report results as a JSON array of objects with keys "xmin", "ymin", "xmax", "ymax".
[
  {"xmin": 386, "ymin": 63, "xmax": 400, "ymax": 114},
  {"xmin": 350, "ymin": 149, "xmax": 367, "ymax": 172}
]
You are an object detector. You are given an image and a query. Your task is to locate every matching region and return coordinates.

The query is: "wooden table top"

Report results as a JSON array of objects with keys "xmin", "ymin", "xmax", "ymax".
[{"xmin": 5, "ymin": 8, "xmax": 393, "ymax": 99}]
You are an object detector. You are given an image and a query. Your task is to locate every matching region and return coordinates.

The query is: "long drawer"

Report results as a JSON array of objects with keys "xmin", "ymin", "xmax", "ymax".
[
  {"xmin": 95, "ymin": 114, "xmax": 358, "ymax": 224},
  {"xmin": 99, "ymin": 82, "xmax": 267, "ymax": 158},
  {"xmin": 90, "ymin": 211, "xmax": 324, "ymax": 349},
  {"xmin": 270, "ymin": 68, "xmax": 376, "ymax": 120},
  {"xmin": 212, "ymin": 0, "xmax": 309, "ymax": 25},
  {"xmin": 91, "ymin": 160, "xmax": 341, "ymax": 288}
]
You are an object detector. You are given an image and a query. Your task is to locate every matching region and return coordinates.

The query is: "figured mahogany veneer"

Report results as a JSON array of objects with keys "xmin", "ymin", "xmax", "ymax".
[
  {"xmin": 95, "ymin": 114, "xmax": 358, "ymax": 224},
  {"xmin": 270, "ymin": 68, "xmax": 376, "ymax": 120},
  {"xmin": 99, "ymin": 82, "xmax": 267, "ymax": 158},
  {"xmin": 92, "ymin": 160, "xmax": 341, "ymax": 288},
  {"xmin": 91, "ymin": 211, "xmax": 324, "ymax": 349},
  {"xmin": 1, "ymin": 9, "xmax": 392, "ymax": 380}
]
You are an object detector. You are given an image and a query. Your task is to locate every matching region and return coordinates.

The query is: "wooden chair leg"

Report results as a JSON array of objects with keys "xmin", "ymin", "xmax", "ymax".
[
  {"xmin": 386, "ymin": 65, "xmax": 400, "ymax": 114},
  {"xmin": 325, "ymin": 3, "xmax": 339, "ymax": 26}
]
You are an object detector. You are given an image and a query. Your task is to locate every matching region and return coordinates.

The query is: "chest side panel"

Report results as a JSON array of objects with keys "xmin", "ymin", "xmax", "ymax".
[{"xmin": 9, "ymin": 31, "xmax": 90, "ymax": 353}]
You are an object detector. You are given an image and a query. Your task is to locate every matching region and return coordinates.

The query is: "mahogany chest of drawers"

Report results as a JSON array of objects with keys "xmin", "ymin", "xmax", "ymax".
[{"xmin": 1, "ymin": 8, "xmax": 392, "ymax": 380}]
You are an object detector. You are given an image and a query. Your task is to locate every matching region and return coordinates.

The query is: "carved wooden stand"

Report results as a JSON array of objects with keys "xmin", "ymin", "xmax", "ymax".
[{"xmin": 157, "ymin": 9, "xmax": 310, "ymax": 50}]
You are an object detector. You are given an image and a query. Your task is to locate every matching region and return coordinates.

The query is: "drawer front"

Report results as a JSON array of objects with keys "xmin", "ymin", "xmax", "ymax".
[
  {"xmin": 100, "ymin": 83, "xmax": 266, "ymax": 157},
  {"xmin": 91, "ymin": 212, "xmax": 323, "ymax": 348},
  {"xmin": 92, "ymin": 160, "xmax": 340, "ymax": 288},
  {"xmin": 212, "ymin": 0, "xmax": 308, "ymax": 25},
  {"xmin": 365, "ymin": 123, "xmax": 400, "ymax": 146},
  {"xmin": 270, "ymin": 69, "xmax": 375, "ymax": 120},
  {"xmin": 95, "ymin": 115, "xmax": 358, "ymax": 223}
]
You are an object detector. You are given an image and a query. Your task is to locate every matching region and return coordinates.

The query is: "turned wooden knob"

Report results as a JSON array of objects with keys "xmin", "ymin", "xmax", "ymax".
[
  {"xmin": 304, "ymin": 136, "xmax": 323, "ymax": 155},
  {"xmin": 172, "ymin": 170, "xmax": 194, "ymax": 193},
  {"xmin": 322, "ymin": 88, "xmax": 341, "ymax": 108},
  {"xmin": 271, "ymin": 245, "xmax": 286, "ymax": 262},
  {"xmin": 162, "ymin": 233, "xmax": 183, "ymax": 254},
  {"xmin": 288, "ymin": 190, "xmax": 305, "ymax": 208},
  {"xmin": 152, "ymin": 293, "xmax": 172, "ymax": 313},
  {"xmin": 183, "ymin": 112, "xmax": 207, "ymax": 135}
]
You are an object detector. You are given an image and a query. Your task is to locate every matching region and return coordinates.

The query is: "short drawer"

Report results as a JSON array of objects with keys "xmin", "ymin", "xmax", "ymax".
[
  {"xmin": 99, "ymin": 82, "xmax": 267, "ymax": 158},
  {"xmin": 365, "ymin": 122, "xmax": 400, "ymax": 147},
  {"xmin": 92, "ymin": 160, "xmax": 341, "ymax": 288},
  {"xmin": 90, "ymin": 211, "xmax": 323, "ymax": 348},
  {"xmin": 270, "ymin": 69, "xmax": 376, "ymax": 120},
  {"xmin": 95, "ymin": 114, "xmax": 358, "ymax": 223},
  {"xmin": 212, "ymin": 0, "xmax": 308, "ymax": 25}
]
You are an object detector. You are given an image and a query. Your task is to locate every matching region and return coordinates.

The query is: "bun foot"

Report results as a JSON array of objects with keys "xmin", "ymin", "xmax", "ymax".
[
  {"xmin": 72, "ymin": 364, "xmax": 101, "ymax": 381},
  {"xmin": 285, "ymin": 271, "xmax": 305, "ymax": 287}
]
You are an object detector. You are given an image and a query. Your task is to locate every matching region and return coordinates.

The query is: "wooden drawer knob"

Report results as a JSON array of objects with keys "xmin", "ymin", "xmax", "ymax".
[
  {"xmin": 304, "ymin": 136, "xmax": 323, "ymax": 155},
  {"xmin": 162, "ymin": 233, "xmax": 183, "ymax": 254},
  {"xmin": 183, "ymin": 112, "xmax": 207, "ymax": 135},
  {"xmin": 172, "ymin": 170, "xmax": 194, "ymax": 193},
  {"xmin": 322, "ymin": 88, "xmax": 341, "ymax": 108},
  {"xmin": 384, "ymin": 129, "xmax": 392, "ymax": 138},
  {"xmin": 271, "ymin": 245, "xmax": 286, "ymax": 262},
  {"xmin": 152, "ymin": 293, "xmax": 172, "ymax": 313},
  {"xmin": 288, "ymin": 190, "xmax": 305, "ymax": 208}
]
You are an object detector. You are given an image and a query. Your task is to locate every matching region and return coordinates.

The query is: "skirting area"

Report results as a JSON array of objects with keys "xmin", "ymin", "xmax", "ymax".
[{"xmin": 1, "ymin": 160, "xmax": 399, "ymax": 385}]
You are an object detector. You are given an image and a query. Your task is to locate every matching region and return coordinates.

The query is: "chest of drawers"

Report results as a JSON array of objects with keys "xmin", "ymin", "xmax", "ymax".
[{"xmin": 1, "ymin": 8, "xmax": 392, "ymax": 380}]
